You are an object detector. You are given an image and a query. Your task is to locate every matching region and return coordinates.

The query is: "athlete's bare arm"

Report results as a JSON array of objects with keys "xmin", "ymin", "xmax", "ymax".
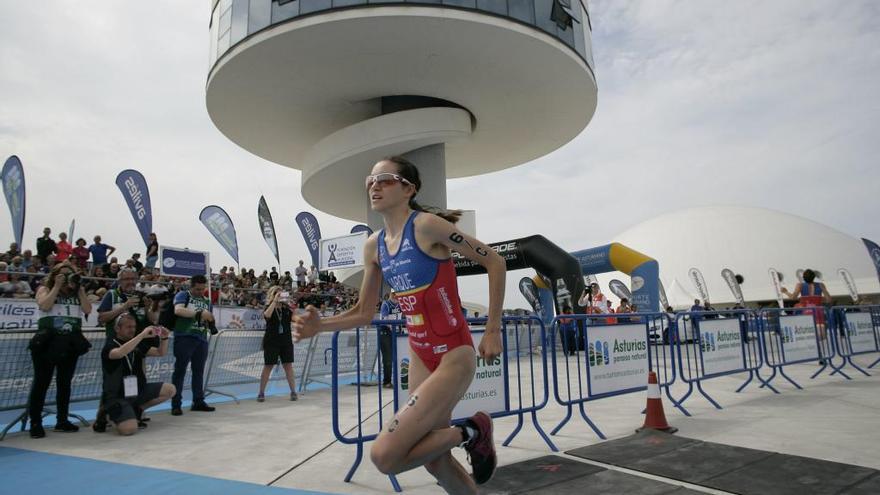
[
  {"xmin": 415, "ymin": 213, "xmax": 505, "ymax": 360},
  {"xmin": 293, "ymin": 234, "xmax": 383, "ymax": 341}
]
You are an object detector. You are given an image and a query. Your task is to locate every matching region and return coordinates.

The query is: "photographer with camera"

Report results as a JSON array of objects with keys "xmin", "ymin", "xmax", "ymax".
[
  {"xmin": 257, "ymin": 286, "xmax": 298, "ymax": 402},
  {"xmin": 99, "ymin": 315, "xmax": 175, "ymax": 435},
  {"xmin": 170, "ymin": 274, "xmax": 216, "ymax": 416},
  {"xmin": 27, "ymin": 261, "xmax": 92, "ymax": 438},
  {"xmin": 97, "ymin": 269, "xmax": 162, "ymax": 337}
]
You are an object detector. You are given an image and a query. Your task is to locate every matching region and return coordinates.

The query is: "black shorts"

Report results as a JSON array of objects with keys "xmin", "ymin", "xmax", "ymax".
[
  {"xmin": 264, "ymin": 343, "xmax": 294, "ymax": 365},
  {"xmin": 107, "ymin": 382, "xmax": 164, "ymax": 424}
]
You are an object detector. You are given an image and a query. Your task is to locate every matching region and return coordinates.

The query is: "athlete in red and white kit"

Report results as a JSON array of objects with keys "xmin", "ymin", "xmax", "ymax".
[{"xmin": 293, "ymin": 156, "xmax": 505, "ymax": 494}]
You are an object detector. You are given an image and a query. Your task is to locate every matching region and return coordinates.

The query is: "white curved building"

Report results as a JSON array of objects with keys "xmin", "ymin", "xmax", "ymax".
[{"xmin": 608, "ymin": 206, "xmax": 880, "ymax": 307}]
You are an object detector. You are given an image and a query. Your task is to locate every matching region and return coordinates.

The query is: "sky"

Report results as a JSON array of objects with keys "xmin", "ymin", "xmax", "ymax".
[{"xmin": 1, "ymin": 1, "xmax": 878, "ymax": 309}]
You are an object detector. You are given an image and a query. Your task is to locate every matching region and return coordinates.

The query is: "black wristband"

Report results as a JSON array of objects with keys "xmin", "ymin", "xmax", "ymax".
[
  {"xmin": 195, "ymin": 309, "xmax": 202, "ymax": 321},
  {"xmin": 160, "ymin": 337, "xmax": 169, "ymax": 341}
]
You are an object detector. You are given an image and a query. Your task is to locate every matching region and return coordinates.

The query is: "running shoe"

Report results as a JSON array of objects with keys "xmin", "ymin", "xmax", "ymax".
[
  {"xmin": 464, "ymin": 411, "xmax": 496, "ymax": 484},
  {"xmin": 29, "ymin": 424, "xmax": 45, "ymax": 439},
  {"xmin": 53, "ymin": 421, "xmax": 80, "ymax": 433}
]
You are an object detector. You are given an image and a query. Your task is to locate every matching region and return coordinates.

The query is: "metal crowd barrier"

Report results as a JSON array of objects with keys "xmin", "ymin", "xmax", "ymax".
[
  {"xmin": 330, "ymin": 316, "xmax": 552, "ymax": 493},
  {"xmin": 673, "ymin": 310, "xmax": 766, "ymax": 411},
  {"xmin": 548, "ymin": 312, "xmax": 676, "ymax": 440},
  {"xmin": 830, "ymin": 305, "xmax": 880, "ymax": 376},
  {"xmin": 757, "ymin": 306, "xmax": 839, "ymax": 389}
]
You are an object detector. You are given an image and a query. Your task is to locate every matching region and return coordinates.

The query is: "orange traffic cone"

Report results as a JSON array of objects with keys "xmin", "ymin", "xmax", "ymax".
[{"xmin": 636, "ymin": 371, "xmax": 678, "ymax": 434}]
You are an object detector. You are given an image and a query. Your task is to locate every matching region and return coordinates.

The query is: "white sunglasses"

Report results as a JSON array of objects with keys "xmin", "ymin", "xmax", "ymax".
[{"xmin": 365, "ymin": 173, "xmax": 412, "ymax": 189}]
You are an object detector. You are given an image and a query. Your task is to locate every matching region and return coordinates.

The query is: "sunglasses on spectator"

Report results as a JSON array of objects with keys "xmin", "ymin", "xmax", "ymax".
[{"xmin": 365, "ymin": 173, "xmax": 412, "ymax": 189}]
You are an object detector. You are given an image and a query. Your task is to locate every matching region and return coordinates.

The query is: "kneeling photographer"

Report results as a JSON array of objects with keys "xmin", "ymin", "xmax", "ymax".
[
  {"xmin": 27, "ymin": 261, "xmax": 92, "ymax": 438},
  {"xmin": 95, "ymin": 268, "xmax": 168, "ymax": 429},
  {"xmin": 99, "ymin": 315, "xmax": 175, "ymax": 436}
]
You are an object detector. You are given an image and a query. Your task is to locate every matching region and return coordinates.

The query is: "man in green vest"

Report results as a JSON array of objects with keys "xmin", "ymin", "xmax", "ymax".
[
  {"xmin": 97, "ymin": 269, "xmax": 160, "ymax": 336},
  {"xmin": 170, "ymin": 274, "xmax": 216, "ymax": 416}
]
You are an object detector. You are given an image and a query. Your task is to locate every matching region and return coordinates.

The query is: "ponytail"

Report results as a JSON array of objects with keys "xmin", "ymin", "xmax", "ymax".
[
  {"xmin": 384, "ymin": 155, "xmax": 462, "ymax": 224},
  {"xmin": 409, "ymin": 198, "xmax": 462, "ymax": 224}
]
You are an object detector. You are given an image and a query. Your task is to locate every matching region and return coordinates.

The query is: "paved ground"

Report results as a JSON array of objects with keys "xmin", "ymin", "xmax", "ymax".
[{"xmin": 2, "ymin": 350, "xmax": 878, "ymax": 494}]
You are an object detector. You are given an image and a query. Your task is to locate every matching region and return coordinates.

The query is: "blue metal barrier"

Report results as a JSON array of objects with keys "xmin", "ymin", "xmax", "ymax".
[
  {"xmin": 673, "ymin": 310, "xmax": 768, "ymax": 409},
  {"xmin": 830, "ymin": 305, "xmax": 880, "ymax": 376},
  {"xmin": 330, "ymin": 316, "xmax": 553, "ymax": 492},
  {"xmin": 549, "ymin": 312, "xmax": 677, "ymax": 440},
  {"xmin": 757, "ymin": 306, "xmax": 841, "ymax": 389}
]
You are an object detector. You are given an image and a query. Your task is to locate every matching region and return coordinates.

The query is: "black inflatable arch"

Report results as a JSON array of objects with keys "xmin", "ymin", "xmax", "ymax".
[{"xmin": 453, "ymin": 235, "xmax": 587, "ymax": 315}]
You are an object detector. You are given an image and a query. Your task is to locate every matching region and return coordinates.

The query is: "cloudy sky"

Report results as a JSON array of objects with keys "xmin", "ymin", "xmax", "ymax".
[{"xmin": 1, "ymin": 1, "xmax": 878, "ymax": 308}]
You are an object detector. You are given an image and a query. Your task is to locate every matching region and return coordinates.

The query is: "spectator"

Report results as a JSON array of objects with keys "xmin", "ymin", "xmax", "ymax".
[
  {"xmin": 131, "ymin": 253, "xmax": 144, "ymax": 273},
  {"xmin": 280, "ymin": 271, "xmax": 293, "ymax": 287},
  {"xmin": 21, "ymin": 249, "xmax": 34, "ymax": 270},
  {"xmin": 84, "ymin": 266, "xmax": 111, "ymax": 294},
  {"xmin": 24, "ymin": 265, "xmax": 42, "ymax": 293},
  {"xmin": 56, "ymin": 232, "xmax": 74, "ymax": 263},
  {"xmin": 36, "ymin": 227, "xmax": 57, "ymax": 263},
  {"xmin": 27, "ymin": 261, "xmax": 92, "ymax": 438},
  {"xmin": 308, "ymin": 265, "xmax": 318, "ymax": 285},
  {"xmin": 378, "ymin": 292, "xmax": 400, "ymax": 388},
  {"xmin": 32, "ymin": 257, "xmax": 46, "ymax": 274},
  {"xmin": 8, "ymin": 255, "xmax": 25, "ymax": 273},
  {"xmin": 0, "ymin": 262, "xmax": 8, "ymax": 282},
  {"xmin": 559, "ymin": 305, "xmax": 576, "ymax": 355},
  {"xmin": 257, "ymin": 286, "xmax": 298, "ymax": 402},
  {"xmin": 6, "ymin": 242, "xmax": 20, "ymax": 259},
  {"xmin": 45, "ymin": 254, "xmax": 58, "ymax": 271},
  {"xmin": 72, "ymin": 239, "xmax": 89, "ymax": 271},
  {"xmin": 269, "ymin": 267, "xmax": 279, "ymax": 284},
  {"xmin": 170, "ymin": 274, "xmax": 216, "ymax": 416},
  {"xmin": 145, "ymin": 233, "xmax": 159, "ymax": 270},
  {"xmin": 0, "ymin": 272, "xmax": 34, "ymax": 298},
  {"xmin": 95, "ymin": 316, "xmax": 174, "ymax": 435},
  {"xmin": 107, "ymin": 263, "xmax": 121, "ymax": 280},
  {"xmin": 88, "ymin": 235, "xmax": 116, "ymax": 272},
  {"xmin": 295, "ymin": 260, "xmax": 307, "ymax": 288}
]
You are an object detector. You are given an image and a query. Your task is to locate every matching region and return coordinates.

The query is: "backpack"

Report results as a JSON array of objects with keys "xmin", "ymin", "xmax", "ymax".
[{"xmin": 159, "ymin": 291, "xmax": 190, "ymax": 330}]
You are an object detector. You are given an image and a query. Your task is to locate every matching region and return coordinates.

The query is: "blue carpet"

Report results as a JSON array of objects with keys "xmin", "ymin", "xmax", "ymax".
[{"xmin": 0, "ymin": 446, "xmax": 337, "ymax": 495}]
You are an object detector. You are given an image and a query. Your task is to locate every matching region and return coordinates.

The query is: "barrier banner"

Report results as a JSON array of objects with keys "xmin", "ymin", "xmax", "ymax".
[
  {"xmin": 213, "ymin": 306, "xmax": 267, "ymax": 331},
  {"xmin": 688, "ymin": 267, "xmax": 710, "ymax": 302},
  {"xmin": 295, "ymin": 211, "xmax": 322, "ymax": 267},
  {"xmin": 350, "ymin": 224, "xmax": 372, "ymax": 236},
  {"xmin": 586, "ymin": 323, "xmax": 648, "ymax": 396},
  {"xmin": 721, "ymin": 268, "xmax": 745, "ymax": 305},
  {"xmin": 698, "ymin": 318, "xmax": 744, "ymax": 376},
  {"xmin": 1, "ymin": 156, "xmax": 26, "ymax": 248},
  {"xmin": 768, "ymin": 268, "xmax": 785, "ymax": 308},
  {"xmin": 838, "ymin": 268, "xmax": 859, "ymax": 303},
  {"xmin": 0, "ymin": 299, "xmax": 40, "ymax": 330},
  {"xmin": 115, "ymin": 169, "xmax": 153, "ymax": 247},
  {"xmin": 396, "ymin": 332, "xmax": 506, "ymax": 420},
  {"xmin": 779, "ymin": 314, "xmax": 819, "ymax": 362},
  {"xmin": 319, "ymin": 232, "xmax": 367, "ymax": 271},
  {"xmin": 608, "ymin": 279, "xmax": 632, "ymax": 301},
  {"xmin": 258, "ymin": 196, "xmax": 280, "ymax": 265},
  {"xmin": 199, "ymin": 206, "xmax": 240, "ymax": 264},
  {"xmin": 845, "ymin": 313, "xmax": 876, "ymax": 353},
  {"xmin": 863, "ymin": 238, "xmax": 880, "ymax": 285}
]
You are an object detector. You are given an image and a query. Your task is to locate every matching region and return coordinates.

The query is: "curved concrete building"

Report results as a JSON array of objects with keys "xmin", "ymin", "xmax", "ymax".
[{"xmin": 206, "ymin": 0, "xmax": 598, "ymax": 226}]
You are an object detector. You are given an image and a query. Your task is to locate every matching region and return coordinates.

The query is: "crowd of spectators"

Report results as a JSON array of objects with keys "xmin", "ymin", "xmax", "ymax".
[{"xmin": 0, "ymin": 227, "xmax": 359, "ymax": 310}]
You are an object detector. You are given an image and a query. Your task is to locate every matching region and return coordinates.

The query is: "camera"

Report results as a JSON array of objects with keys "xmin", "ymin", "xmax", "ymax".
[
  {"xmin": 66, "ymin": 273, "xmax": 82, "ymax": 287},
  {"xmin": 280, "ymin": 291, "xmax": 290, "ymax": 303},
  {"xmin": 136, "ymin": 286, "xmax": 170, "ymax": 302}
]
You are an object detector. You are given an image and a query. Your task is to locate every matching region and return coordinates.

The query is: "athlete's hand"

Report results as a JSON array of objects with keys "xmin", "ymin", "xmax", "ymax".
[
  {"xmin": 479, "ymin": 322, "xmax": 503, "ymax": 361},
  {"xmin": 293, "ymin": 305, "xmax": 321, "ymax": 342}
]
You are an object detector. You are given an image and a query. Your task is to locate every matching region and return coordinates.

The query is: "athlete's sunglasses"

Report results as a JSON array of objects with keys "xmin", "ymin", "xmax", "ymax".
[{"xmin": 365, "ymin": 173, "xmax": 412, "ymax": 189}]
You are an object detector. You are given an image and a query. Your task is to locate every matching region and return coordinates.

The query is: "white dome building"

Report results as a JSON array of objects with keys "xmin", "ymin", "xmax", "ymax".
[{"xmin": 606, "ymin": 206, "xmax": 879, "ymax": 308}]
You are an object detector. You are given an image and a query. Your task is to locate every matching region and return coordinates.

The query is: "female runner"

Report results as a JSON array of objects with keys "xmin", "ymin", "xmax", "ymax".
[{"xmin": 293, "ymin": 156, "xmax": 505, "ymax": 493}]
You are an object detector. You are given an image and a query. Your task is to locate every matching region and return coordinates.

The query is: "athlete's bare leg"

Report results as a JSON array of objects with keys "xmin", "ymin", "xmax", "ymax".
[{"xmin": 370, "ymin": 346, "xmax": 477, "ymax": 494}]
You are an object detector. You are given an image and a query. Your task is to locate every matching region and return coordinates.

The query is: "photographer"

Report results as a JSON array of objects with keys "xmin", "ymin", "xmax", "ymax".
[
  {"xmin": 170, "ymin": 274, "xmax": 216, "ymax": 416},
  {"xmin": 27, "ymin": 261, "xmax": 92, "ymax": 439},
  {"xmin": 257, "ymin": 286, "xmax": 298, "ymax": 402},
  {"xmin": 99, "ymin": 315, "xmax": 175, "ymax": 436}
]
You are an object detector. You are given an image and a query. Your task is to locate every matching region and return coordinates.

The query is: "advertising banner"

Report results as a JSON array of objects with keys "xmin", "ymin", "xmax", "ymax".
[
  {"xmin": 160, "ymin": 246, "xmax": 209, "ymax": 278},
  {"xmin": 779, "ymin": 314, "xmax": 819, "ymax": 362},
  {"xmin": 863, "ymin": 238, "xmax": 880, "ymax": 285},
  {"xmin": 688, "ymin": 267, "xmax": 710, "ymax": 303},
  {"xmin": 844, "ymin": 313, "xmax": 877, "ymax": 354},
  {"xmin": 213, "ymin": 306, "xmax": 267, "ymax": 331},
  {"xmin": 350, "ymin": 224, "xmax": 372, "ymax": 236},
  {"xmin": 395, "ymin": 332, "xmax": 506, "ymax": 420},
  {"xmin": 768, "ymin": 268, "xmax": 785, "ymax": 308},
  {"xmin": 68, "ymin": 219, "xmax": 75, "ymax": 243},
  {"xmin": 698, "ymin": 318, "xmax": 744, "ymax": 376},
  {"xmin": 0, "ymin": 298, "xmax": 40, "ymax": 330},
  {"xmin": 319, "ymin": 231, "xmax": 367, "ymax": 271},
  {"xmin": 1, "ymin": 156, "xmax": 26, "ymax": 248},
  {"xmin": 721, "ymin": 269, "xmax": 745, "ymax": 305},
  {"xmin": 295, "ymin": 211, "xmax": 322, "ymax": 267},
  {"xmin": 519, "ymin": 277, "xmax": 541, "ymax": 314},
  {"xmin": 114, "ymin": 169, "xmax": 153, "ymax": 247},
  {"xmin": 658, "ymin": 280, "xmax": 669, "ymax": 310},
  {"xmin": 199, "ymin": 206, "xmax": 240, "ymax": 265},
  {"xmin": 838, "ymin": 268, "xmax": 859, "ymax": 303},
  {"xmin": 608, "ymin": 279, "xmax": 632, "ymax": 301},
  {"xmin": 586, "ymin": 323, "xmax": 648, "ymax": 396},
  {"xmin": 258, "ymin": 196, "xmax": 280, "ymax": 265}
]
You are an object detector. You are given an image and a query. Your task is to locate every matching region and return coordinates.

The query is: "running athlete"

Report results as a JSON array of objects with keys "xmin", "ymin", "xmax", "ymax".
[
  {"xmin": 293, "ymin": 156, "xmax": 505, "ymax": 494},
  {"xmin": 782, "ymin": 268, "xmax": 833, "ymax": 338}
]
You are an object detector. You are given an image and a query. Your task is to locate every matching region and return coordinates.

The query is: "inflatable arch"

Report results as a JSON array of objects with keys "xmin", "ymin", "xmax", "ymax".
[
  {"xmin": 570, "ymin": 243, "xmax": 660, "ymax": 312},
  {"xmin": 454, "ymin": 235, "xmax": 587, "ymax": 316}
]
